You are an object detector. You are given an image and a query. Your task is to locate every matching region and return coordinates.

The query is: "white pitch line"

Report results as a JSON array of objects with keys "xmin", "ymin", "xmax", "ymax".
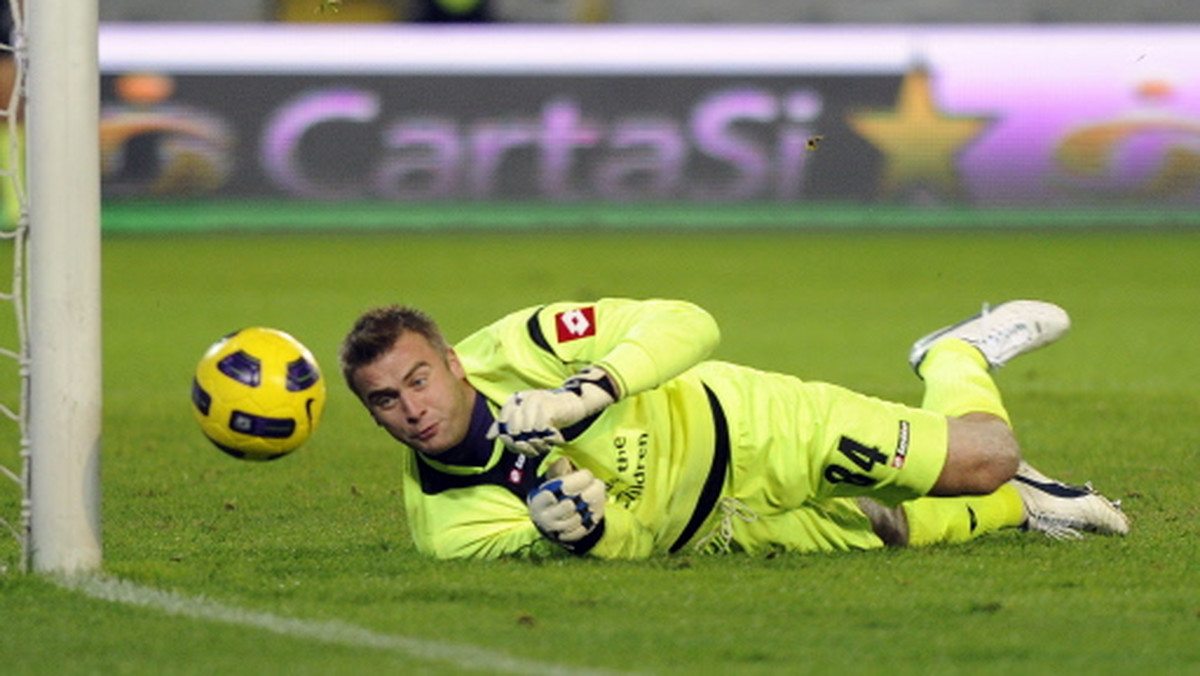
[{"xmin": 61, "ymin": 574, "xmax": 632, "ymax": 676}]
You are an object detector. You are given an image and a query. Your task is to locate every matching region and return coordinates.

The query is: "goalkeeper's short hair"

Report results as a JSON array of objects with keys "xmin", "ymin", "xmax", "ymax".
[{"xmin": 340, "ymin": 304, "xmax": 450, "ymax": 392}]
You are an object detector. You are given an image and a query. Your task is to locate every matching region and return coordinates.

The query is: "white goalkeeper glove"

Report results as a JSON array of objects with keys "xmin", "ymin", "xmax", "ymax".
[
  {"xmin": 527, "ymin": 458, "xmax": 606, "ymax": 552},
  {"xmin": 487, "ymin": 366, "xmax": 617, "ymax": 457}
]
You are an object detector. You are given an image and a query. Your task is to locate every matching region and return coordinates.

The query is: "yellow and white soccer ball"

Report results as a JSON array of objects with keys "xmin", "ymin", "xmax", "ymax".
[{"xmin": 191, "ymin": 327, "xmax": 327, "ymax": 461}]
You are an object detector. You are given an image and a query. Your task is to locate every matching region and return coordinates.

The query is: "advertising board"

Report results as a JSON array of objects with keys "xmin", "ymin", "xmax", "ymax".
[{"xmin": 99, "ymin": 24, "xmax": 1200, "ymax": 210}]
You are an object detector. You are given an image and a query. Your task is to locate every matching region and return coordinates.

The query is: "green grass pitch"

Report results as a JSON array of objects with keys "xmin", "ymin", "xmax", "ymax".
[{"xmin": 2, "ymin": 223, "xmax": 1198, "ymax": 674}]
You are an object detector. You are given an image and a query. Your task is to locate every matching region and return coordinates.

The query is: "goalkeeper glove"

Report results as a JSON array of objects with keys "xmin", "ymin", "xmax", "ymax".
[
  {"xmin": 527, "ymin": 458, "xmax": 606, "ymax": 553},
  {"xmin": 487, "ymin": 366, "xmax": 617, "ymax": 457}
]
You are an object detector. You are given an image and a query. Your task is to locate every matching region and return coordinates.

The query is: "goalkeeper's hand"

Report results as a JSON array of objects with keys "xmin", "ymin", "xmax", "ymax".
[
  {"xmin": 487, "ymin": 366, "xmax": 617, "ymax": 457},
  {"xmin": 527, "ymin": 458, "xmax": 606, "ymax": 552}
]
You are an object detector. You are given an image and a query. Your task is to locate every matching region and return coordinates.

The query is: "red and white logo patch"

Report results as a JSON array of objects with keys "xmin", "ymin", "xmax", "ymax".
[
  {"xmin": 508, "ymin": 454, "xmax": 527, "ymax": 485},
  {"xmin": 555, "ymin": 307, "xmax": 596, "ymax": 342}
]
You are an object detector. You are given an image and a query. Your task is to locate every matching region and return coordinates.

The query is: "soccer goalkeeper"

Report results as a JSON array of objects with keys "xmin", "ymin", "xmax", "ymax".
[{"xmin": 339, "ymin": 298, "xmax": 1128, "ymax": 559}]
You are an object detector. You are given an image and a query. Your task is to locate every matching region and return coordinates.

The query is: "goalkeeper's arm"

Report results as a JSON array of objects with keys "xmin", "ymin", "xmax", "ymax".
[
  {"xmin": 487, "ymin": 366, "xmax": 617, "ymax": 456},
  {"xmin": 545, "ymin": 298, "xmax": 720, "ymax": 400},
  {"xmin": 486, "ymin": 298, "xmax": 720, "ymax": 456}
]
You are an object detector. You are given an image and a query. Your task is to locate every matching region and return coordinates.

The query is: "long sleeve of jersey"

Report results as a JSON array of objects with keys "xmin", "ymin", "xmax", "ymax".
[{"xmin": 458, "ymin": 298, "xmax": 722, "ymax": 401}]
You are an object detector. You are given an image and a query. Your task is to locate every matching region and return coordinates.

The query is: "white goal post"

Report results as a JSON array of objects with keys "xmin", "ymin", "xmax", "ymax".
[{"xmin": 22, "ymin": 0, "xmax": 103, "ymax": 573}]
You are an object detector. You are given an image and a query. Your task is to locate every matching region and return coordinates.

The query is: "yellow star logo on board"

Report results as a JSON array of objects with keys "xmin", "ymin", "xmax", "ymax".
[{"xmin": 848, "ymin": 66, "xmax": 993, "ymax": 202}]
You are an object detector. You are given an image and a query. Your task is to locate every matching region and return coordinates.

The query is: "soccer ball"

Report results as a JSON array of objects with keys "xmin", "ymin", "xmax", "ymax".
[{"xmin": 191, "ymin": 327, "xmax": 327, "ymax": 461}]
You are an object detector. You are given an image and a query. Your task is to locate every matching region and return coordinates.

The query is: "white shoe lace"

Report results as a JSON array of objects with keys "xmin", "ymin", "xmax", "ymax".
[
  {"xmin": 971, "ymin": 325, "xmax": 1036, "ymax": 367},
  {"xmin": 692, "ymin": 497, "xmax": 758, "ymax": 554},
  {"xmin": 1025, "ymin": 516, "xmax": 1085, "ymax": 541}
]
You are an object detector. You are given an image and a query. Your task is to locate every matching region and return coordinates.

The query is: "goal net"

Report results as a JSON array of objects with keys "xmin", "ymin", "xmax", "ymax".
[
  {"xmin": 0, "ymin": 0, "xmax": 28, "ymax": 574},
  {"xmin": 0, "ymin": 0, "xmax": 102, "ymax": 575}
]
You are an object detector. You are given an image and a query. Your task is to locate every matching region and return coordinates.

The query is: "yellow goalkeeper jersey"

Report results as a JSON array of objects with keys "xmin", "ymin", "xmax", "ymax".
[{"xmin": 400, "ymin": 298, "xmax": 729, "ymax": 559}]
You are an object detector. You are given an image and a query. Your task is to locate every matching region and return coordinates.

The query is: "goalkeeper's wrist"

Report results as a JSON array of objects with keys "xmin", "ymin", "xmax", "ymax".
[
  {"xmin": 562, "ymin": 366, "xmax": 618, "ymax": 413},
  {"xmin": 581, "ymin": 366, "xmax": 620, "ymax": 400},
  {"xmin": 544, "ymin": 518, "xmax": 606, "ymax": 556}
]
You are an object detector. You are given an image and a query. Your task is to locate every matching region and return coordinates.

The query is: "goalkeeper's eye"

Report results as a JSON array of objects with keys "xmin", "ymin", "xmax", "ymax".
[
  {"xmin": 405, "ymin": 366, "xmax": 431, "ymax": 390},
  {"xmin": 367, "ymin": 389, "xmax": 399, "ymax": 410}
]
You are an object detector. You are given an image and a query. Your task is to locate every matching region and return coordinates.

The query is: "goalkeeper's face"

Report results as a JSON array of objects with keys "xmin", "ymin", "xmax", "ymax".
[{"xmin": 351, "ymin": 330, "xmax": 476, "ymax": 455}]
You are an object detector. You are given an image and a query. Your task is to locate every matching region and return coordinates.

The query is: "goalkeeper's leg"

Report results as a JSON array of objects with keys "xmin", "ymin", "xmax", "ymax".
[
  {"xmin": 858, "ymin": 331, "xmax": 1027, "ymax": 545},
  {"xmin": 857, "ymin": 488, "xmax": 1025, "ymax": 547},
  {"xmin": 921, "ymin": 338, "xmax": 1021, "ymax": 496},
  {"xmin": 914, "ymin": 301, "xmax": 1071, "ymax": 496}
]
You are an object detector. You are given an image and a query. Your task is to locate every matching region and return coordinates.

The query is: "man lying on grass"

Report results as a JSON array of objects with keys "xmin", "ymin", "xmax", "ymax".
[{"xmin": 340, "ymin": 298, "xmax": 1128, "ymax": 559}]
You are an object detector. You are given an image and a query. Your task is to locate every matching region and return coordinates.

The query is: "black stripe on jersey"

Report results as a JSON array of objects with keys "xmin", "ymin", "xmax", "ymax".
[
  {"xmin": 561, "ymin": 411, "xmax": 601, "ymax": 441},
  {"xmin": 526, "ymin": 306, "xmax": 555, "ymax": 356},
  {"xmin": 669, "ymin": 383, "xmax": 731, "ymax": 553},
  {"xmin": 416, "ymin": 448, "xmax": 548, "ymax": 499}
]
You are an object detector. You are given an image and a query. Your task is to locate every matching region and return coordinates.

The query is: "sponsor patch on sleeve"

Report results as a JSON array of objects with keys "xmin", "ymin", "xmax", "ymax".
[
  {"xmin": 555, "ymin": 307, "xmax": 596, "ymax": 343},
  {"xmin": 891, "ymin": 420, "xmax": 910, "ymax": 468}
]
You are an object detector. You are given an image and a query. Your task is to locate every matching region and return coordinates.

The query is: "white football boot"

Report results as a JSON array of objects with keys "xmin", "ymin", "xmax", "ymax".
[
  {"xmin": 1010, "ymin": 461, "xmax": 1130, "ymax": 539},
  {"xmin": 909, "ymin": 300, "xmax": 1071, "ymax": 374}
]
